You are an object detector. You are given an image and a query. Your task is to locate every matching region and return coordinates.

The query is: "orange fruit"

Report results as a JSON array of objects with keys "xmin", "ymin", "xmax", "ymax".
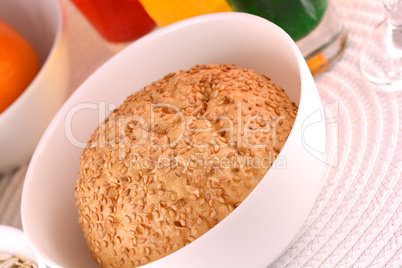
[{"xmin": 0, "ymin": 18, "xmax": 40, "ymax": 114}]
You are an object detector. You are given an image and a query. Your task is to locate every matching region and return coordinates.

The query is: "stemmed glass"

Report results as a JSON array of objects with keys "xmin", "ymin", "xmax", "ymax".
[{"xmin": 360, "ymin": 0, "xmax": 402, "ymax": 90}]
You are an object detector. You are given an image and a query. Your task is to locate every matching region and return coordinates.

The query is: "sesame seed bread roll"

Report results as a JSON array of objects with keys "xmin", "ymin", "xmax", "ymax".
[{"xmin": 75, "ymin": 64, "xmax": 298, "ymax": 268}]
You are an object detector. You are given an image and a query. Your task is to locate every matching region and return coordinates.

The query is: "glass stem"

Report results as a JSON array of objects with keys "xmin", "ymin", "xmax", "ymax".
[
  {"xmin": 382, "ymin": 0, "xmax": 402, "ymax": 27},
  {"xmin": 382, "ymin": 0, "xmax": 402, "ymax": 57}
]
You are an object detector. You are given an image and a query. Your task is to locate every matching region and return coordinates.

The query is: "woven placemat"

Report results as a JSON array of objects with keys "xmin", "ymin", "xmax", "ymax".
[{"xmin": 271, "ymin": 0, "xmax": 401, "ymax": 267}]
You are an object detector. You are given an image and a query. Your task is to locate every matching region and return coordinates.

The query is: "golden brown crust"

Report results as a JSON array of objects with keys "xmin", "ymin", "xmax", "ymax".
[{"xmin": 75, "ymin": 64, "xmax": 298, "ymax": 267}]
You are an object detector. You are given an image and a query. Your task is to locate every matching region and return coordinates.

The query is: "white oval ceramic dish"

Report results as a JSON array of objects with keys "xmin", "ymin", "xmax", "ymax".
[
  {"xmin": 22, "ymin": 12, "xmax": 326, "ymax": 268},
  {"xmin": 0, "ymin": 225, "xmax": 46, "ymax": 268},
  {"xmin": 0, "ymin": 0, "xmax": 69, "ymax": 172}
]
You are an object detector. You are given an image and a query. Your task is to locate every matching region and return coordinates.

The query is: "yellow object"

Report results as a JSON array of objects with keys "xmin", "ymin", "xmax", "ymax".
[
  {"xmin": 307, "ymin": 52, "xmax": 331, "ymax": 76},
  {"xmin": 0, "ymin": 19, "xmax": 40, "ymax": 114},
  {"xmin": 139, "ymin": 0, "xmax": 233, "ymax": 27}
]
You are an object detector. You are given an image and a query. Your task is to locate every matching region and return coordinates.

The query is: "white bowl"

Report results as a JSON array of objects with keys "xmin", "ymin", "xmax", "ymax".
[
  {"xmin": 0, "ymin": 0, "xmax": 68, "ymax": 172},
  {"xmin": 0, "ymin": 225, "xmax": 46, "ymax": 268},
  {"xmin": 22, "ymin": 13, "xmax": 326, "ymax": 268}
]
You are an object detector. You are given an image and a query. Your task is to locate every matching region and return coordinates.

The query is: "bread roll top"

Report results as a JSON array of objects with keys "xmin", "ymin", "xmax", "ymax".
[{"xmin": 75, "ymin": 63, "xmax": 298, "ymax": 268}]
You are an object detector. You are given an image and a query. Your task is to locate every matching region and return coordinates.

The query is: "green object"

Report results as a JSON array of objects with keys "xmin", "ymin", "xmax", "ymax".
[{"xmin": 226, "ymin": 0, "xmax": 327, "ymax": 41}]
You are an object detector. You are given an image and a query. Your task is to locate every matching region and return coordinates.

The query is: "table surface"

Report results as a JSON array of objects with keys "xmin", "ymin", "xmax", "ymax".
[{"xmin": 0, "ymin": 0, "xmax": 401, "ymax": 267}]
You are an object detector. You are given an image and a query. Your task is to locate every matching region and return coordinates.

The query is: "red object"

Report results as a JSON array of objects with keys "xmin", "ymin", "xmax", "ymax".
[{"xmin": 71, "ymin": 0, "xmax": 156, "ymax": 42}]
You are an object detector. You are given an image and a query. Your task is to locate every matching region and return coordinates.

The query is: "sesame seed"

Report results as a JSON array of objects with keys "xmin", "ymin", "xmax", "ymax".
[
  {"xmin": 232, "ymin": 176, "xmax": 241, "ymax": 182},
  {"xmin": 210, "ymin": 210, "xmax": 217, "ymax": 218},
  {"xmin": 138, "ymin": 238, "xmax": 146, "ymax": 244},
  {"xmin": 169, "ymin": 210, "xmax": 176, "ymax": 218},
  {"xmin": 124, "ymin": 215, "xmax": 132, "ymax": 223},
  {"xmin": 196, "ymin": 217, "xmax": 202, "ymax": 225}
]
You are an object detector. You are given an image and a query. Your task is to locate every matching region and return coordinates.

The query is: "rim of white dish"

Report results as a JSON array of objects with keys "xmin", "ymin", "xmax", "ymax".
[{"xmin": 0, "ymin": 225, "xmax": 44, "ymax": 266}]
